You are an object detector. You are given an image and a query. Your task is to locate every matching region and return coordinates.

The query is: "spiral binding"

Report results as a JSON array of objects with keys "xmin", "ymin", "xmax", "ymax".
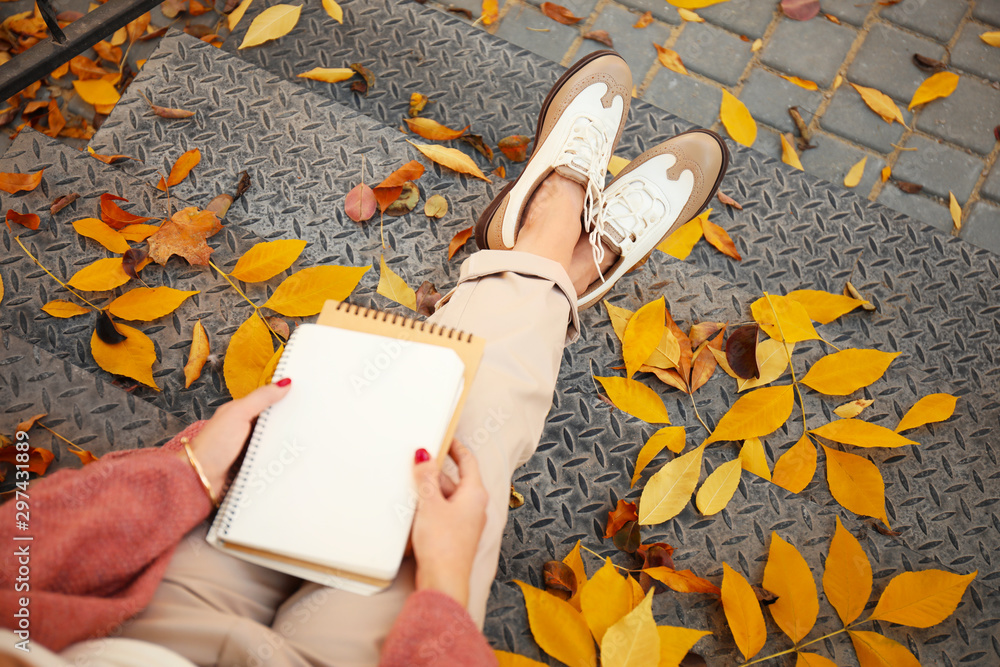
[{"xmin": 332, "ymin": 300, "xmax": 475, "ymax": 343}]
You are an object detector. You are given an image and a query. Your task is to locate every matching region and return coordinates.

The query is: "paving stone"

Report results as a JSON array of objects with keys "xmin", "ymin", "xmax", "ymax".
[
  {"xmin": 972, "ymin": 0, "xmax": 1000, "ymax": 26},
  {"xmin": 760, "ymin": 17, "xmax": 856, "ymax": 88},
  {"xmin": 820, "ymin": 0, "xmax": 875, "ymax": 26},
  {"xmin": 951, "ymin": 21, "xmax": 1000, "ymax": 82},
  {"xmin": 614, "ymin": 0, "xmax": 681, "ymax": 25},
  {"xmin": 740, "ymin": 67, "xmax": 823, "ymax": 133},
  {"xmin": 880, "ymin": 0, "xmax": 967, "ymax": 42},
  {"xmin": 748, "ymin": 124, "xmax": 783, "ymax": 161},
  {"xmin": 915, "ymin": 76, "xmax": 1000, "ymax": 155},
  {"xmin": 820, "ymin": 83, "xmax": 912, "ymax": 153},
  {"xmin": 876, "ymin": 181, "xmax": 954, "ymax": 232},
  {"xmin": 891, "ymin": 134, "xmax": 984, "ymax": 202},
  {"xmin": 494, "ymin": 3, "xmax": 580, "ymax": 63},
  {"xmin": 959, "ymin": 200, "xmax": 1000, "ymax": 253},
  {"xmin": 444, "ymin": 0, "xmax": 507, "ymax": 19},
  {"xmin": 672, "ymin": 22, "xmax": 753, "ymax": 86},
  {"xmin": 522, "ymin": 0, "xmax": 599, "ymax": 24},
  {"xmin": 847, "ymin": 22, "xmax": 946, "ymax": 103},
  {"xmin": 798, "ymin": 132, "xmax": 886, "ymax": 195},
  {"xmin": 695, "ymin": 0, "xmax": 775, "ymax": 39},
  {"xmin": 982, "ymin": 161, "xmax": 1000, "ymax": 204},
  {"xmin": 641, "ymin": 67, "xmax": 722, "ymax": 129},
  {"xmin": 574, "ymin": 5, "xmax": 671, "ymax": 78}
]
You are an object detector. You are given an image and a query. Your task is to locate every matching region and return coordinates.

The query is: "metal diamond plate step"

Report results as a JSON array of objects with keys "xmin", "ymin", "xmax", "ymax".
[{"xmin": 75, "ymin": 31, "xmax": 1000, "ymax": 663}]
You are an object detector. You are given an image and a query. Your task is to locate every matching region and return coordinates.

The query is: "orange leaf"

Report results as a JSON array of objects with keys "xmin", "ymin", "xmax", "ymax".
[
  {"xmin": 516, "ymin": 581, "xmax": 597, "ymax": 667},
  {"xmin": 849, "ymin": 630, "xmax": 920, "ymax": 667},
  {"xmin": 106, "ymin": 286, "xmax": 199, "ymax": 321},
  {"xmin": 779, "ymin": 74, "xmax": 818, "ymax": 90},
  {"xmin": 700, "ymin": 216, "xmax": 741, "ymax": 260},
  {"xmin": 604, "ymin": 499, "xmax": 638, "ymax": 538},
  {"xmin": 403, "ymin": 117, "xmax": 468, "ymax": 141},
  {"xmin": 739, "ymin": 437, "xmax": 771, "ymax": 481},
  {"xmin": 298, "ymin": 67, "xmax": 355, "ymax": 83},
  {"xmin": 99, "ymin": 193, "xmax": 154, "ymax": 228},
  {"xmin": 0, "ymin": 169, "xmax": 43, "ymax": 194},
  {"xmin": 223, "ymin": 313, "xmax": 274, "ymax": 399},
  {"xmin": 147, "ymin": 207, "xmax": 223, "ymax": 266},
  {"xmin": 895, "ymin": 393, "xmax": 957, "ymax": 433},
  {"xmin": 850, "ymin": 83, "xmax": 905, "ymax": 124},
  {"xmin": 908, "ymin": 71, "xmax": 959, "ymax": 110},
  {"xmin": 0, "ymin": 445, "xmax": 54, "ymax": 475},
  {"xmin": 15, "ymin": 413, "xmax": 47, "ymax": 433},
  {"xmin": 498, "ymin": 135, "xmax": 531, "ymax": 162},
  {"xmin": 68, "ymin": 257, "xmax": 131, "ymax": 291},
  {"xmin": 230, "ymin": 239, "xmax": 308, "ymax": 282},
  {"xmin": 72, "ymin": 217, "xmax": 130, "ymax": 253},
  {"xmin": 689, "ymin": 328, "xmax": 725, "ymax": 393},
  {"xmin": 823, "ymin": 445, "xmax": 889, "ymax": 526},
  {"xmin": 623, "ymin": 297, "xmax": 665, "ymax": 379},
  {"xmin": 633, "ymin": 10, "xmax": 653, "ymax": 27},
  {"xmin": 92, "ymin": 40, "xmax": 122, "ymax": 64},
  {"xmin": 595, "ymin": 376, "xmax": 671, "ymax": 424},
  {"xmin": 72, "ymin": 79, "xmax": 120, "ymax": 107},
  {"xmin": 68, "ymin": 446, "xmax": 99, "ymax": 466},
  {"xmin": 90, "ymin": 321, "xmax": 159, "ymax": 389},
  {"xmin": 481, "ymin": 0, "xmax": 498, "ymax": 24},
  {"xmin": 762, "ymin": 533, "xmax": 818, "ymax": 642},
  {"xmin": 720, "ymin": 562, "xmax": 766, "ymax": 661},
  {"xmin": 654, "ymin": 45, "xmax": 687, "ymax": 75},
  {"xmin": 408, "ymin": 141, "xmax": 491, "ymax": 182},
  {"xmin": 656, "ymin": 211, "xmax": 706, "ymax": 259},
  {"xmin": 771, "ymin": 433, "xmax": 816, "ymax": 493},
  {"xmin": 705, "ymin": 384, "xmax": 795, "ymax": 444},
  {"xmin": 70, "ymin": 55, "xmax": 111, "ymax": 80},
  {"xmin": 800, "ymin": 348, "xmax": 899, "ymax": 395},
  {"xmin": 42, "ymin": 300, "xmax": 90, "ymax": 318},
  {"xmin": 823, "ymin": 516, "xmax": 872, "ymax": 626},
  {"xmin": 184, "ymin": 320, "xmax": 210, "ymax": 388},
  {"xmin": 751, "ymin": 293, "xmax": 819, "ymax": 343},
  {"xmin": 6, "ymin": 209, "xmax": 40, "ymax": 230},
  {"xmin": 373, "ymin": 160, "xmax": 426, "ymax": 212},
  {"xmin": 644, "ymin": 566, "xmax": 720, "ymax": 595},
  {"xmin": 720, "ymin": 90, "xmax": 757, "ymax": 147},
  {"xmin": 540, "ymin": 1, "xmax": 583, "ymax": 24},
  {"xmin": 156, "ymin": 148, "xmax": 201, "ymax": 190},
  {"xmin": 448, "ymin": 226, "xmax": 473, "ymax": 259},
  {"xmin": 262, "ymin": 265, "xmax": 369, "ymax": 316},
  {"xmin": 118, "ymin": 224, "xmax": 160, "ymax": 242}
]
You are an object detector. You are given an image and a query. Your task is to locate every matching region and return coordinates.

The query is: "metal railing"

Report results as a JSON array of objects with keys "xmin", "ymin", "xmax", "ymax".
[{"xmin": 0, "ymin": 0, "xmax": 164, "ymax": 101}]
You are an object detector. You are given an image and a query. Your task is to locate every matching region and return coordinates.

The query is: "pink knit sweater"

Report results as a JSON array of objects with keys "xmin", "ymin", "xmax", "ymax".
[{"xmin": 0, "ymin": 421, "xmax": 496, "ymax": 666}]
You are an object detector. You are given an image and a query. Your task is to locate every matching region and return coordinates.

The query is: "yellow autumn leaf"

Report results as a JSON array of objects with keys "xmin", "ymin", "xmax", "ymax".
[
  {"xmin": 119, "ymin": 224, "xmax": 160, "ymax": 242},
  {"xmin": 72, "ymin": 217, "xmax": 130, "ymax": 253},
  {"xmin": 223, "ymin": 313, "xmax": 274, "ymax": 399},
  {"xmin": 695, "ymin": 458, "xmax": 741, "ymax": 515},
  {"xmin": 600, "ymin": 589, "xmax": 659, "ymax": 667},
  {"xmin": 322, "ymin": 0, "xmax": 343, "ymax": 23},
  {"xmin": 667, "ymin": 0, "xmax": 730, "ymax": 11},
  {"xmin": 239, "ymin": 4, "xmax": 302, "ymax": 49},
  {"xmin": 72, "ymin": 79, "xmax": 120, "ymax": 106},
  {"xmin": 739, "ymin": 438, "xmax": 771, "ymax": 481},
  {"xmin": 407, "ymin": 141, "xmax": 490, "ymax": 182},
  {"xmin": 595, "ymin": 376, "xmax": 671, "ymax": 424},
  {"xmin": 68, "ymin": 257, "xmax": 131, "ymax": 291},
  {"xmin": 608, "ymin": 155, "xmax": 630, "ymax": 176},
  {"xmin": 762, "ymin": 533, "xmax": 818, "ymax": 643},
  {"xmin": 376, "ymin": 254, "xmax": 417, "ymax": 311},
  {"xmin": 800, "ymin": 348, "xmax": 900, "ymax": 395},
  {"xmin": 42, "ymin": 300, "xmax": 90, "ymax": 318},
  {"xmin": 676, "ymin": 8, "xmax": 702, "ymax": 21},
  {"xmin": 849, "ymin": 630, "xmax": 920, "ymax": 667},
  {"xmin": 632, "ymin": 426, "xmax": 686, "ymax": 487},
  {"xmin": 106, "ymin": 287, "xmax": 199, "ymax": 321},
  {"xmin": 404, "ymin": 117, "xmax": 469, "ymax": 141},
  {"xmin": 811, "ymin": 418, "xmax": 917, "ymax": 448},
  {"xmin": 494, "ymin": 651, "xmax": 548, "ymax": 667},
  {"xmin": 183, "ymin": 320, "xmax": 210, "ymax": 388},
  {"xmin": 298, "ymin": 67, "xmax": 354, "ymax": 83},
  {"xmin": 654, "ymin": 45, "xmax": 688, "ymax": 75},
  {"xmin": 786, "ymin": 289, "xmax": 869, "ymax": 324},
  {"xmin": 750, "ymin": 293, "xmax": 819, "ymax": 343},
  {"xmin": 656, "ymin": 212, "xmax": 706, "ymax": 259},
  {"xmin": 737, "ymin": 339, "xmax": 794, "ymax": 392},
  {"xmin": 780, "ymin": 74, "xmax": 818, "ymax": 90},
  {"xmin": 627, "ymin": 576, "xmax": 644, "ymax": 608},
  {"xmin": 605, "ymin": 300, "xmax": 633, "ymax": 340},
  {"xmin": 258, "ymin": 343, "xmax": 284, "ymax": 386},
  {"xmin": 719, "ymin": 90, "xmax": 757, "ymax": 147},
  {"xmin": 844, "ymin": 157, "xmax": 866, "ymax": 188},
  {"xmin": 227, "ymin": 0, "xmax": 253, "ymax": 30},
  {"xmin": 868, "ymin": 569, "xmax": 976, "ymax": 628},
  {"xmin": 834, "ymin": 398, "xmax": 874, "ymax": 419},
  {"xmin": 230, "ymin": 239, "xmax": 307, "ymax": 282},
  {"xmin": 263, "ymin": 265, "xmax": 368, "ymax": 316},
  {"xmin": 780, "ymin": 134, "xmax": 803, "ymax": 170},
  {"xmin": 771, "ymin": 433, "xmax": 816, "ymax": 493},
  {"xmin": 895, "ymin": 393, "xmax": 957, "ymax": 433},
  {"xmin": 796, "ymin": 653, "xmax": 838, "ymax": 667},
  {"xmin": 638, "ymin": 443, "xmax": 705, "ymax": 525},
  {"xmin": 564, "ymin": 540, "xmax": 588, "ymax": 611},
  {"xmin": 908, "ymin": 71, "xmax": 959, "ymax": 110},
  {"xmin": 623, "ymin": 297, "xmax": 665, "ymax": 378},
  {"xmin": 516, "ymin": 581, "xmax": 596, "ymax": 667},
  {"xmin": 949, "ymin": 191, "xmax": 962, "ymax": 230},
  {"xmin": 720, "ymin": 562, "xmax": 766, "ymax": 661},
  {"xmin": 481, "ymin": 0, "xmax": 498, "ymax": 24},
  {"xmin": 656, "ymin": 626, "xmax": 711, "ymax": 667},
  {"xmin": 424, "ymin": 194, "xmax": 448, "ymax": 218},
  {"xmin": 823, "ymin": 516, "xmax": 872, "ymax": 626},
  {"xmin": 580, "ymin": 558, "xmax": 634, "ymax": 644},
  {"xmin": 90, "ymin": 322, "xmax": 158, "ymax": 389},
  {"xmin": 705, "ymin": 384, "xmax": 795, "ymax": 444},
  {"xmin": 850, "ymin": 83, "xmax": 905, "ymax": 124},
  {"xmin": 981, "ymin": 31, "xmax": 1000, "ymax": 47},
  {"xmin": 881, "ymin": 165, "xmax": 891, "ymax": 182},
  {"xmin": 823, "ymin": 445, "xmax": 889, "ymax": 526}
]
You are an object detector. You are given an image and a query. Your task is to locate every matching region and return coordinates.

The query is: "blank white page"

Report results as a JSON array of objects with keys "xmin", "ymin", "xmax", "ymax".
[{"xmin": 218, "ymin": 323, "xmax": 465, "ymax": 582}]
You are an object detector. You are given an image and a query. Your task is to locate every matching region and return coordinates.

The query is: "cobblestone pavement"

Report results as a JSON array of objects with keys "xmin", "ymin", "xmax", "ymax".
[{"xmin": 446, "ymin": 0, "xmax": 1000, "ymax": 253}]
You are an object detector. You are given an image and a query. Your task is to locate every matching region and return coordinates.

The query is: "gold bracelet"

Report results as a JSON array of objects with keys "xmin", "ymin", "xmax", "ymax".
[{"xmin": 182, "ymin": 438, "xmax": 220, "ymax": 508}]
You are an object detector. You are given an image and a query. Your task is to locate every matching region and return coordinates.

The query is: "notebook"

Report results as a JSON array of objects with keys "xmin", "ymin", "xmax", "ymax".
[{"xmin": 206, "ymin": 300, "xmax": 485, "ymax": 595}]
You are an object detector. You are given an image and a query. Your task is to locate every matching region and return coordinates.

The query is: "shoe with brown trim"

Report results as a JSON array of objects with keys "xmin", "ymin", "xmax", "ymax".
[
  {"xmin": 475, "ymin": 50, "xmax": 632, "ymax": 251},
  {"xmin": 577, "ymin": 129, "xmax": 730, "ymax": 310}
]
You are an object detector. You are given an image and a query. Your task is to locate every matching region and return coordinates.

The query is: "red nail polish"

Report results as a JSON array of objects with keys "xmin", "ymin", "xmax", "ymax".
[
  {"xmin": 276, "ymin": 378, "xmax": 291, "ymax": 387},
  {"xmin": 415, "ymin": 448, "xmax": 430, "ymax": 463}
]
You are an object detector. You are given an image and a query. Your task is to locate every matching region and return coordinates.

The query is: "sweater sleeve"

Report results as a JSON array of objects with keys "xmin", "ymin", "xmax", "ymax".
[
  {"xmin": 0, "ymin": 421, "xmax": 212, "ymax": 652},
  {"xmin": 380, "ymin": 590, "xmax": 498, "ymax": 667}
]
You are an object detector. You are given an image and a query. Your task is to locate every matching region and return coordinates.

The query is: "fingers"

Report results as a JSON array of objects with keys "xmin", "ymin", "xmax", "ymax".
[
  {"xmin": 413, "ymin": 450, "xmax": 442, "ymax": 506},
  {"xmin": 448, "ymin": 440, "xmax": 482, "ymax": 485},
  {"xmin": 227, "ymin": 380, "xmax": 292, "ymax": 422}
]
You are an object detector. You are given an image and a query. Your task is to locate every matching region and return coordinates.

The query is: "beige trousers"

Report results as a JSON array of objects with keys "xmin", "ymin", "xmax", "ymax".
[{"xmin": 112, "ymin": 250, "xmax": 580, "ymax": 666}]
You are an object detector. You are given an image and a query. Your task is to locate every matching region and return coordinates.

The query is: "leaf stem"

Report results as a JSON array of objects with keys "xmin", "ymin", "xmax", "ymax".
[
  {"xmin": 818, "ymin": 334, "xmax": 842, "ymax": 351},
  {"xmin": 208, "ymin": 261, "xmax": 286, "ymax": 343},
  {"xmin": 741, "ymin": 628, "xmax": 849, "ymax": 665},
  {"xmin": 688, "ymin": 391, "xmax": 711, "ymax": 433},
  {"xmin": 14, "ymin": 236, "xmax": 101, "ymax": 310},
  {"xmin": 579, "ymin": 545, "xmax": 644, "ymax": 573},
  {"xmin": 763, "ymin": 292, "xmax": 808, "ymax": 435},
  {"xmin": 35, "ymin": 423, "xmax": 79, "ymax": 450}
]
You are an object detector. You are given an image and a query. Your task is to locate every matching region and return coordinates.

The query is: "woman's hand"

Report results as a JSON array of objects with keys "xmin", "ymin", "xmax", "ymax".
[
  {"xmin": 177, "ymin": 379, "xmax": 292, "ymax": 494},
  {"xmin": 411, "ymin": 440, "xmax": 488, "ymax": 607}
]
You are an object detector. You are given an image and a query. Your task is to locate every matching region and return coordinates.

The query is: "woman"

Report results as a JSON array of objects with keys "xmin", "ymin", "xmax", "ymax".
[{"xmin": 0, "ymin": 50, "xmax": 726, "ymax": 665}]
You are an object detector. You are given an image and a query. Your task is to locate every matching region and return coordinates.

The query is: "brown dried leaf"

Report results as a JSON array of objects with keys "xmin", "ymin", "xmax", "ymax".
[
  {"xmin": 717, "ymin": 191, "xmax": 742, "ymax": 209},
  {"xmin": 447, "ymin": 6, "xmax": 473, "ymax": 18},
  {"xmin": 509, "ymin": 485, "xmax": 525, "ymax": 509},
  {"xmin": 50, "ymin": 192, "xmax": 80, "ymax": 215},
  {"xmin": 492, "ymin": 165, "xmax": 506, "ymax": 178},
  {"xmin": 345, "ymin": 182, "xmax": 376, "ymax": 222},
  {"xmin": 583, "ymin": 30, "xmax": 613, "ymax": 47},
  {"xmin": 460, "ymin": 134, "xmax": 493, "ymax": 161},
  {"xmin": 349, "ymin": 63, "xmax": 375, "ymax": 95},
  {"xmin": 448, "ymin": 226, "xmax": 474, "ymax": 259},
  {"xmin": 689, "ymin": 327, "xmax": 725, "ymax": 393},
  {"xmin": 374, "ymin": 160, "xmax": 426, "ymax": 212},
  {"xmin": 15, "ymin": 413, "xmax": 47, "ymax": 433},
  {"xmin": 781, "ymin": 0, "xmax": 820, "ymax": 21},
  {"xmin": 498, "ymin": 135, "xmax": 531, "ymax": 162},
  {"xmin": 121, "ymin": 246, "xmax": 149, "ymax": 280},
  {"xmin": 408, "ymin": 92, "xmax": 430, "ymax": 117},
  {"xmin": 726, "ymin": 324, "xmax": 759, "ymax": 379},
  {"xmin": 543, "ymin": 561, "xmax": 578, "ymax": 600},
  {"xmin": 613, "ymin": 520, "xmax": 641, "ymax": 554},
  {"xmin": 912, "ymin": 53, "xmax": 946, "ymax": 72},
  {"xmin": 206, "ymin": 194, "xmax": 234, "ymax": 219},
  {"xmin": 385, "ymin": 181, "xmax": 420, "ymax": 216},
  {"xmin": 414, "ymin": 280, "xmax": 442, "ymax": 317},
  {"xmin": 540, "ymin": 1, "xmax": 583, "ymax": 24},
  {"xmin": 895, "ymin": 180, "xmax": 923, "ymax": 194},
  {"xmin": 95, "ymin": 311, "xmax": 127, "ymax": 344},
  {"xmin": 604, "ymin": 499, "xmax": 639, "ymax": 538},
  {"xmin": 147, "ymin": 206, "xmax": 223, "ymax": 266},
  {"xmin": 150, "ymin": 103, "xmax": 195, "ymax": 119},
  {"xmin": 633, "ymin": 11, "xmax": 653, "ymax": 28}
]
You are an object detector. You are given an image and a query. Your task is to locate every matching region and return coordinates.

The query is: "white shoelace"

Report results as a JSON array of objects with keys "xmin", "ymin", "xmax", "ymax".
[{"xmin": 589, "ymin": 180, "xmax": 665, "ymax": 279}]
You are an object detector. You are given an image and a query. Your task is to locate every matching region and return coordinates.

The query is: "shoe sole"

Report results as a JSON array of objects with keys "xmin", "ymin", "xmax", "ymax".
[
  {"xmin": 474, "ymin": 49, "xmax": 624, "ymax": 251},
  {"xmin": 577, "ymin": 129, "xmax": 731, "ymax": 311}
]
